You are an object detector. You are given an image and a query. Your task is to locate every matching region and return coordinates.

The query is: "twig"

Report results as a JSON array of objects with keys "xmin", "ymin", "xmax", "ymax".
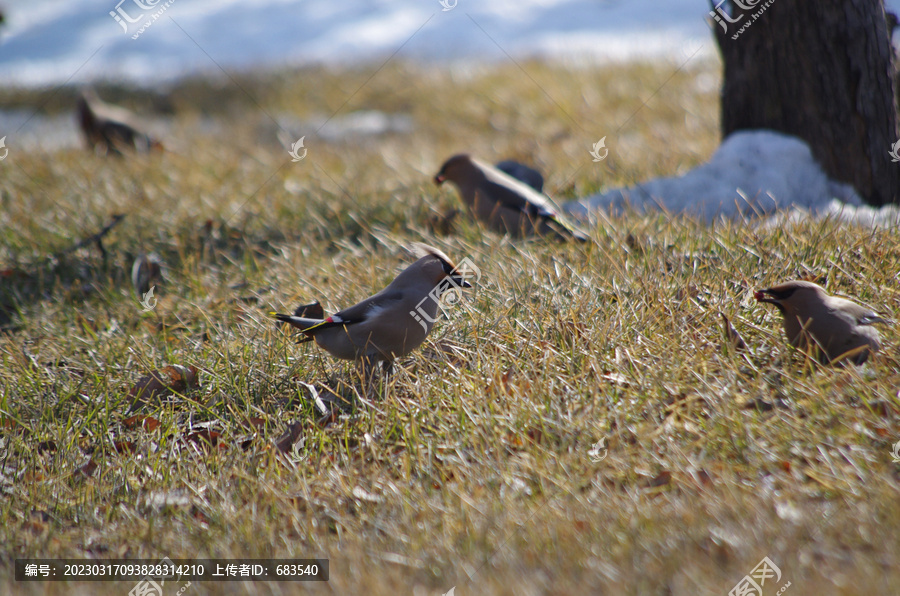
[{"xmin": 56, "ymin": 214, "xmax": 126, "ymax": 260}]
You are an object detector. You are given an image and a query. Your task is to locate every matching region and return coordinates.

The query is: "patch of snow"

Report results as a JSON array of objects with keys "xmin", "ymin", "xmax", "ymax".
[
  {"xmin": 564, "ymin": 130, "xmax": 866, "ymax": 223},
  {"xmin": 764, "ymin": 200, "xmax": 900, "ymax": 229}
]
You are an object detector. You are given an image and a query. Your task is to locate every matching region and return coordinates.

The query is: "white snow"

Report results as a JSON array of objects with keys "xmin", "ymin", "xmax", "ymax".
[{"xmin": 564, "ymin": 130, "xmax": 871, "ymax": 223}]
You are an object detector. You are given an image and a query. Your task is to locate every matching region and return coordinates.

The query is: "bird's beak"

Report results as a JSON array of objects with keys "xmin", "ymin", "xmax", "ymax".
[
  {"xmin": 434, "ymin": 174, "xmax": 445, "ymax": 185},
  {"xmin": 754, "ymin": 289, "xmax": 772, "ymax": 303}
]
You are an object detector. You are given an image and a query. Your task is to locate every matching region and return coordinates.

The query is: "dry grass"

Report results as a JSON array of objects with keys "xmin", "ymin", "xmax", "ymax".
[{"xmin": 1, "ymin": 58, "xmax": 899, "ymax": 595}]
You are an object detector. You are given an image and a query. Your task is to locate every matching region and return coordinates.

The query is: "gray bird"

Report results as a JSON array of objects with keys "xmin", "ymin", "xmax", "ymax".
[
  {"xmin": 755, "ymin": 280, "xmax": 887, "ymax": 364},
  {"xmin": 434, "ymin": 154, "xmax": 589, "ymax": 241},
  {"xmin": 273, "ymin": 244, "xmax": 472, "ymax": 367},
  {"xmin": 77, "ymin": 89, "xmax": 162, "ymax": 156}
]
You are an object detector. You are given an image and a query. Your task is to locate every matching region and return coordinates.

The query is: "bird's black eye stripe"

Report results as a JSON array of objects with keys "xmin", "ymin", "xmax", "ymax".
[{"xmin": 769, "ymin": 288, "xmax": 796, "ymax": 300}]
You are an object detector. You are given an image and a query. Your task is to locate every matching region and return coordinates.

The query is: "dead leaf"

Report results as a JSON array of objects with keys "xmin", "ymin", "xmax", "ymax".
[
  {"xmin": 640, "ymin": 470, "xmax": 672, "ymax": 489},
  {"xmin": 128, "ymin": 365, "xmax": 200, "ymax": 411},
  {"xmin": 275, "ymin": 422, "xmax": 304, "ymax": 454},
  {"xmin": 123, "ymin": 415, "xmax": 161, "ymax": 431},
  {"xmin": 76, "ymin": 459, "xmax": 98, "ymax": 478},
  {"xmin": 187, "ymin": 430, "xmax": 221, "ymax": 448},
  {"xmin": 111, "ymin": 441, "xmax": 136, "ymax": 454}
]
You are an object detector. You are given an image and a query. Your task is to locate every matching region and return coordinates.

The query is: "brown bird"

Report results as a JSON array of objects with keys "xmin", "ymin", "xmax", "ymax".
[
  {"xmin": 434, "ymin": 154, "xmax": 589, "ymax": 241},
  {"xmin": 754, "ymin": 280, "xmax": 887, "ymax": 364},
  {"xmin": 273, "ymin": 244, "xmax": 472, "ymax": 369},
  {"xmin": 76, "ymin": 89, "xmax": 162, "ymax": 156}
]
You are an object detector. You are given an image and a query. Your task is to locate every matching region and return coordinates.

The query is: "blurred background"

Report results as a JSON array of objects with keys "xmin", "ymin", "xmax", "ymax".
[{"xmin": 0, "ymin": 0, "xmax": 724, "ymax": 88}]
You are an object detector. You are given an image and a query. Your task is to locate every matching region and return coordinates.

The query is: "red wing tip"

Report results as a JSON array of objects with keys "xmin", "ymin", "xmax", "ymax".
[{"xmin": 753, "ymin": 290, "xmax": 766, "ymax": 301}]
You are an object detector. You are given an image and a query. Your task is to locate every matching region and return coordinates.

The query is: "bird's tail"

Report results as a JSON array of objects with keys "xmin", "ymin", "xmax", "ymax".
[
  {"xmin": 272, "ymin": 313, "xmax": 328, "ymax": 342},
  {"xmin": 542, "ymin": 217, "xmax": 591, "ymax": 243}
]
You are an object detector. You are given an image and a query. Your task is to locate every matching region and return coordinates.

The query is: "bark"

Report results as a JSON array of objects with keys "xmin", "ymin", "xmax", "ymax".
[{"xmin": 711, "ymin": 0, "xmax": 899, "ymax": 206}]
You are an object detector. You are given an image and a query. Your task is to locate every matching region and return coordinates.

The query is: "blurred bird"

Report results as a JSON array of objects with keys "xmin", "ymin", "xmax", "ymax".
[
  {"xmin": 77, "ymin": 89, "xmax": 162, "ymax": 156},
  {"xmin": 434, "ymin": 154, "xmax": 589, "ymax": 241},
  {"xmin": 754, "ymin": 280, "xmax": 887, "ymax": 364},
  {"xmin": 273, "ymin": 244, "xmax": 472, "ymax": 369},
  {"xmin": 131, "ymin": 253, "xmax": 163, "ymax": 298}
]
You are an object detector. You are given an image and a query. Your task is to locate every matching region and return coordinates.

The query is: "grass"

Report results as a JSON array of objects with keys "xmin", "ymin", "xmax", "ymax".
[{"xmin": 1, "ymin": 57, "xmax": 899, "ymax": 595}]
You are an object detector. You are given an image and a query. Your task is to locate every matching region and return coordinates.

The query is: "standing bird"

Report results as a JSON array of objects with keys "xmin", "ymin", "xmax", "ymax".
[
  {"xmin": 434, "ymin": 154, "xmax": 589, "ymax": 241},
  {"xmin": 754, "ymin": 280, "xmax": 887, "ymax": 364},
  {"xmin": 273, "ymin": 244, "xmax": 472, "ymax": 369},
  {"xmin": 76, "ymin": 89, "xmax": 162, "ymax": 156}
]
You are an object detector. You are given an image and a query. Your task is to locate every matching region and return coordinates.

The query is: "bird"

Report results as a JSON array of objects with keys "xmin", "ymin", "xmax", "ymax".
[
  {"xmin": 273, "ymin": 244, "xmax": 472, "ymax": 370},
  {"xmin": 434, "ymin": 154, "xmax": 589, "ymax": 241},
  {"xmin": 754, "ymin": 280, "xmax": 887, "ymax": 364},
  {"xmin": 76, "ymin": 89, "xmax": 162, "ymax": 156}
]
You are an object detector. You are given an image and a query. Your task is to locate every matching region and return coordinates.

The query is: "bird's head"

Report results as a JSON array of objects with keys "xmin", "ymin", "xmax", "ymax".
[
  {"xmin": 408, "ymin": 242, "xmax": 474, "ymax": 290},
  {"xmin": 754, "ymin": 280, "xmax": 825, "ymax": 315},
  {"xmin": 434, "ymin": 154, "xmax": 475, "ymax": 186}
]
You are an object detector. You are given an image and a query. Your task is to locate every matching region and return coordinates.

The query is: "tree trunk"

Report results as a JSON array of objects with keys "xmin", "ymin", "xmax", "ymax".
[{"xmin": 711, "ymin": 0, "xmax": 899, "ymax": 206}]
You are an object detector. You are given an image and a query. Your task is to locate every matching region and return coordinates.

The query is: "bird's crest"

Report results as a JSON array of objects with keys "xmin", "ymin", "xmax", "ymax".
[{"xmin": 408, "ymin": 242, "xmax": 457, "ymax": 269}]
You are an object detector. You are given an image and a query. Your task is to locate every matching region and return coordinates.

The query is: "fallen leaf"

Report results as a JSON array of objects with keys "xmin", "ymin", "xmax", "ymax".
[
  {"xmin": 187, "ymin": 430, "xmax": 221, "ymax": 448},
  {"xmin": 275, "ymin": 422, "xmax": 304, "ymax": 454},
  {"xmin": 123, "ymin": 415, "xmax": 161, "ymax": 431},
  {"xmin": 128, "ymin": 365, "xmax": 200, "ymax": 411},
  {"xmin": 76, "ymin": 459, "xmax": 98, "ymax": 478},
  {"xmin": 641, "ymin": 470, "xmax": 672, "ymax": 489}
]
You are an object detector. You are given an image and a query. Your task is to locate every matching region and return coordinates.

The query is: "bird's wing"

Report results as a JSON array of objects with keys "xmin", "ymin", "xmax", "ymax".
[
  {"xmin": 481, "ymin": 168, "xmax": 560, "ymax": 218},
  {"xmin": 831, "ymin": 299, "xmax": 889, "ymax": 326},
  {"xmin": 330, "ymin": 291, "xmax": 405, "ymax": 326}
]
